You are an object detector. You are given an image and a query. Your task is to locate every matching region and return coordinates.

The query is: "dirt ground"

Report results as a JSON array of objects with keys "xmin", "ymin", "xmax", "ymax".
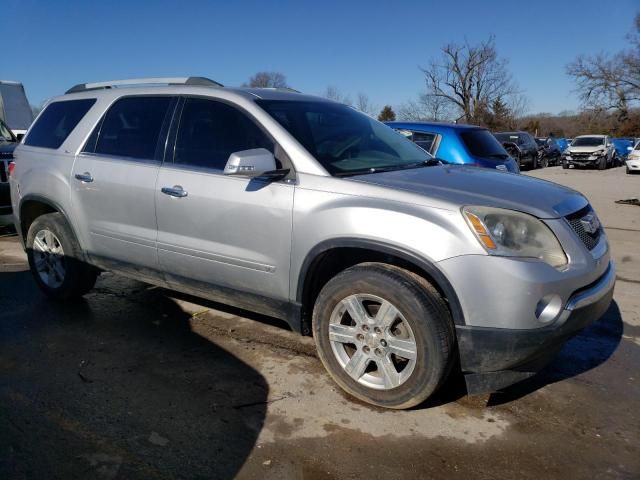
[{"xmin": 0, "ymin": 166, "xmax": 638, "ymax": 479}]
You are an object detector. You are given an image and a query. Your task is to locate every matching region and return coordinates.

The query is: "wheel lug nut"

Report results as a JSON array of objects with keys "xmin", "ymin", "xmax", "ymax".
[
  {"xmin": 356, "ymin": 333, "xmax": 364, "ymax": 341},
  {"xmin": 374, "ymin": 327, "xmax": 382, "ymax": 334},
  {"xmin": 380, "ymin": 339, "xmax": 387, "ymax": 347},
  {"xmin": 362, "ymin": 325, "xmax": 369, "ymax": 331},
  {"xmin": 363, "ymin": 345, "xmax": 370, "ymax": 354},
  {"xmin": 374, "ymin": 348, "xmax": 383, "ymax": 357}
]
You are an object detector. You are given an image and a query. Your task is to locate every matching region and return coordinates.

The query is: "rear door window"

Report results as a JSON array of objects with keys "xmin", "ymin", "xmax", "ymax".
[
  {"xmin": 24, "ymin": 99, "xmax": 95, "ymax": 149},
  {"xmin": 91, "ymin": 96, "xmax": 173, "ymax": 161}
]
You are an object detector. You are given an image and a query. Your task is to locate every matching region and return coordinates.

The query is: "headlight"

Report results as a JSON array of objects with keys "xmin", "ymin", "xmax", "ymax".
[
  {"xmin": 593, "ymin": 149, "xmax": 605, "ymax": 155},
  {"xmin": 463, "ymin": 206, "xmax": 567, "ymax": 268}
]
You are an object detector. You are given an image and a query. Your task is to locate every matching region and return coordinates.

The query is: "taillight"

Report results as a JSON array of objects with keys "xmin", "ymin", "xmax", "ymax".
[{"xmin": 7, "ymin": 161, "xmax": 15, "ymax": 177}]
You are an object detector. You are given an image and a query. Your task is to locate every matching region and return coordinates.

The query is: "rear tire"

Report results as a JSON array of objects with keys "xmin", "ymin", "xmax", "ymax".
[
  {"xmin": 531, "ymin": 154, "xmax": 538, "ymax": 170},
  {"xmin": 312, "ymin": 263, "xmax": 455, "ymax": 409},
  {"xmin": 26, "ymin": 213, "xmax": 98, "ymax": 300}
]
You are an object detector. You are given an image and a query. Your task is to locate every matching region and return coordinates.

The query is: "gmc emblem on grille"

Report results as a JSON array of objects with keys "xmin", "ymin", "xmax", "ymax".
[{"xmin": 580, "ymin": 213, "xmax": 600, "ymax": 234}]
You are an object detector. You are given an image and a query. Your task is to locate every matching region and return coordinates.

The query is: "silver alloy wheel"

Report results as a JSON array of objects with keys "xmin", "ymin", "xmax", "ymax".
[
  {"xmin": 33, "ymin": 229, "xmax": 66, "ymax": 288},
  {"xmin": 328, "ymin": 294, "xmax": 417, "ymax": 390}
]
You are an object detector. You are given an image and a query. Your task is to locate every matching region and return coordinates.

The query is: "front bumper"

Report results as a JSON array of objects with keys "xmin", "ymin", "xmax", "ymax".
[
  {"xmin": 564, "ymin": 155, "xmax": 602, "ymax": 166},
  {"xmin": 456, "ymin": 261, "xmax": 615, "ymax": 393},
  {"xmin": 626, "ymin": 159, "xmax": 640, "ymax": 171}
]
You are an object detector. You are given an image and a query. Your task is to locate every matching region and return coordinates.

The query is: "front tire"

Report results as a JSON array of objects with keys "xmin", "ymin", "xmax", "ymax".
[
  {"xmin": 539, "ymin": 155, "xmax": 548, "ymax": 168},
  {"xmin": 598, "ymin": 156, "xmax": 607, "ymax": 170},
  {"xmin": 26, "ymin": 213, "xmax": 98, "ymax": 300},
  {"xmin": 312, "ymin": 263, "xmax": 455, "ymax": 409}
]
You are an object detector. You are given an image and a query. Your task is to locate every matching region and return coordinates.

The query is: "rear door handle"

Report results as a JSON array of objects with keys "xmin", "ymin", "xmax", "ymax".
[
  {"xmin": 74, "ymin": 172, "xmax": 94, "ymax": 183},
  {"xmin": 161, "ymin": 185, "xmax": 188, "ymax": 198}
]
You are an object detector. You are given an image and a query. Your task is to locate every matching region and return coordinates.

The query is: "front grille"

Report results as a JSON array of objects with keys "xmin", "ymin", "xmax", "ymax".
[
  {"xmin": 570, "ymin": 152, "xmax": 593, "ymax": 160},
  {"xmin": 565, "ymin": 205, "xmax": 601, "ymax": 250}
]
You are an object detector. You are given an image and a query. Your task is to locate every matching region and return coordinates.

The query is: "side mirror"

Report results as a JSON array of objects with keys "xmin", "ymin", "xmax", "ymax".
[{"xmin": 223, "ymin": 148, "xmax": 284, "ymax": 178}]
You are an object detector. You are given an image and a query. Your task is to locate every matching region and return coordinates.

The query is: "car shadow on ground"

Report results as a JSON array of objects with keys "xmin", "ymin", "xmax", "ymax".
[
  {"xmin": 0, "ymin": 267, "xmax": 268, "ymax": 480},
  {"xmin": 487, "ymin": 300, "xmax": 624, "ymax": 406}
]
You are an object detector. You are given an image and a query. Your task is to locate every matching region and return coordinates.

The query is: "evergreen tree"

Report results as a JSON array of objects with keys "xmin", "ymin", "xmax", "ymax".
[{"xmin": 378, "ymin": 105, "xmax": 396, "ymax": 121}]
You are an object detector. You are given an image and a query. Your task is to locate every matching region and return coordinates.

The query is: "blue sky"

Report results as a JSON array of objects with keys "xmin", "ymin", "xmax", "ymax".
[{"xmin": 5, "ymin": 0, "xmax": 637, "ymax": 115}]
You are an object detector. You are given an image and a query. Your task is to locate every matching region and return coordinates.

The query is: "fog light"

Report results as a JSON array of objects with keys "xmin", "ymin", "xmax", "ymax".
[{"xmin": 535, "ymin": 294, "xmax": 563, "ymax": 324}]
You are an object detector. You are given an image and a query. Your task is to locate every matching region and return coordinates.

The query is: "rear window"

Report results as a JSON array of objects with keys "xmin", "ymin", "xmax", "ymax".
[
  {"xmin": 25, "ymin": 99, "xmax": 95, "ymax": 149},
  {"xmin": 461, "ymin": 129, "xmax": 509, "ymax": 160}
]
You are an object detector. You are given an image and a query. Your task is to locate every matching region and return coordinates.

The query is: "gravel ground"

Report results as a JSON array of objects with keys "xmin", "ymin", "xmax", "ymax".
[{"xmin": 0, "ymin": 165, "xmax": 638, "ymax": 479}]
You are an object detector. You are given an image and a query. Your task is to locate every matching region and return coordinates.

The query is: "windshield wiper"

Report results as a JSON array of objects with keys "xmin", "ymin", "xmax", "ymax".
[{"xmin": 335, "ymin": 159, "xmax": 448, "ymax": 177}]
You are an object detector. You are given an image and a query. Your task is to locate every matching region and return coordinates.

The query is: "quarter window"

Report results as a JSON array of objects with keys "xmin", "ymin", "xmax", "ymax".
[
  {"xmin": 24, "ymin": 99, "xmax": 95, "ymax": 149},
  {"xmin": 93, "ymin": 96, "xmax": 173, "ymax": 160},
  {"xmin": 173, "ymin": 98, "xmax": 273, "ymax": 170},
  {"xmin": 411, "ymin": 132, "xmax": 436, "ymax": 152}
]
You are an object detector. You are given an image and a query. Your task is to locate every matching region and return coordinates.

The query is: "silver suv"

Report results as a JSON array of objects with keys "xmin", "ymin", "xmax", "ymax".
[{"xmin": 10, "ymin": 77, "xmax": 615, "ymax": 409}]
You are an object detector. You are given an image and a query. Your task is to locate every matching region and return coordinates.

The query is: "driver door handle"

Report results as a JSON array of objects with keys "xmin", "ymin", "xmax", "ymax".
[
  {"xmin": 161, "ymin": 185, "xmax": 188, "ymax": 198},
  {"xmin": 74, "ymin": 172, "xmax": 94, "ymax": 183}
]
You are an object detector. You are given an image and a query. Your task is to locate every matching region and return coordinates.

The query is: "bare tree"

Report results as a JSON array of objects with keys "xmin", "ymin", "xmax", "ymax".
[
  {"xmin": 567, "ymin": 15, "xmax": 640, "ymax": 120},
  {"xmin": 244, "ymin": 71, "xmax": 289, "ymax": 88},
  {"xmin": 355, "ymin": 93, "xmax": 377, "ymax": 116},
  {"xmin": 398, "ymin": 93, "xmax": 453, "ymax": 121},
  {"xmin": 324, "ymin": 86, "xmax": 352, "ymax": 106},
  {"xmin": 421, "ymin": 36, "xmax": 519, "ymax": 123}
]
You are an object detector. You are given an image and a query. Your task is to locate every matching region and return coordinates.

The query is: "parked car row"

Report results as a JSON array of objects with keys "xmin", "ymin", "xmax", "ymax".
[
  {"xmin": 391, "ymin": 121, "xmax": 640, "ymax": 175},
  {"xmin": 7, "ymin": 76, "xmax": 616, "ymax": 409}
]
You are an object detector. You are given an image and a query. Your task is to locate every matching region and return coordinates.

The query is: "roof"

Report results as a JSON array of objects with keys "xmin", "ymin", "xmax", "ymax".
[{"xmin": 574, "ymin": 134, "xmax": 607, "ymax": 138}]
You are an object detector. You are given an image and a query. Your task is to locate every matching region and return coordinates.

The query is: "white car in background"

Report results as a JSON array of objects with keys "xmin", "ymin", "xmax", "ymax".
[
  {"xmin": 563, "ymin": 135, "xmax": 615, "ymax": 170},
  {"xmin": 626, "ymin": 141, "xmax": 640, "ymax": 174}
]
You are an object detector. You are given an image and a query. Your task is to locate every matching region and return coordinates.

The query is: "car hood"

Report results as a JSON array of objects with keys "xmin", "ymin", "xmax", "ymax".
[
  {"xmin": 353, "ymin": 165, "xmax": 587, "ymax": 219},
  {"xmin": 567, "ymin": 146, "xmax": 605, "ymax": 154}
]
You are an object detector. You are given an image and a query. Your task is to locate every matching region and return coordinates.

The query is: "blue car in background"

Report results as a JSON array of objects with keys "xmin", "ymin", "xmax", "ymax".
[
  {"xmin": 555, "ymin": 138, "xmax": 570, "ymax": 153},
  {"xmin": 386, "ymin": 122, "xmax": 520, "ymax": 173},
  {"xmin": 611, "ymin": 138, "xmax": 635, "ymax": 164}
]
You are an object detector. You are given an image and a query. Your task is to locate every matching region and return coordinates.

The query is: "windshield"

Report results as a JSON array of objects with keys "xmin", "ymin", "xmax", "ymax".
[
  {"xmin": 460, "ymin": 129, "xmax": 509, "ymax": 159},
  {"xmin": 256, "ymin": 100, "xmax": 431, "ymax": 175},
  {"xmin": 0, "ymin": 119, "xmax": 15, "ymax": 143},
  {"xmin": 572, "ymin": 137, "xmax": 604, "ymax": 147}
]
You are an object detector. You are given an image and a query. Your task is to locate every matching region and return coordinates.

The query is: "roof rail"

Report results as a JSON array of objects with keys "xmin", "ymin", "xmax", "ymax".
[
  {"xmin": 254, "ymin": 87, "xmax": 301, "ymax": 93},
  {"xmin": 65, "ymin": 76, "xmax": 223, "ymax": 94}
]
